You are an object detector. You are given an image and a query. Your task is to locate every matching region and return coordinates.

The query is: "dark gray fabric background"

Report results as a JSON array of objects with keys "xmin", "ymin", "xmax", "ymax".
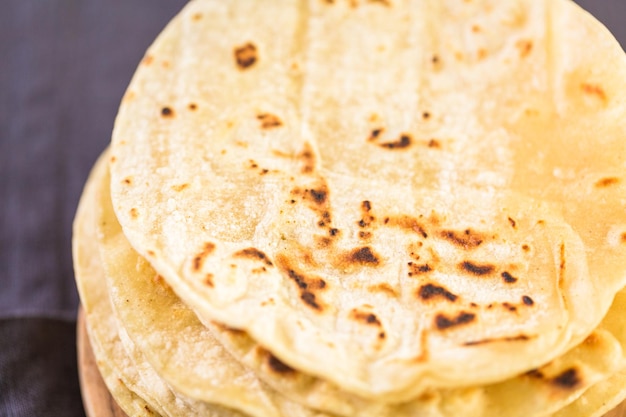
[{"xmin": 0, "ymin": 1, "xmax": 624, "ymax": 416}]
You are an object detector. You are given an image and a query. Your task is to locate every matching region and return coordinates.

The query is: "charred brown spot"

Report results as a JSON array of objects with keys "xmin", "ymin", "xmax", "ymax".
[
  {"xmin": 308, "ymin": 188, "xmax": 327, "ymax": 204},
  {"xmin": 172, "ymin": 183, "xmax": 190, "ymax": 192},
  {"xmin": 385, "ymin": 215, "xmax": 428, "ymax": 238},
  {"xmin": 379, "ymin": 331, "xmax": 386, "ymax": 339},
  {"xmin": 439, "ymin": 229, "xmax": 484, "ymax": 249},
  {"xmin": 508, "ymin": 217, "xmax": 517, "ymax": 228},
  {"xmin": 204, "ymin": 273, "xmax": 214, "ymax": 287},
  {"xmin": 418, "ymin": 283, "xmax": 457, "ymax": 302},
  {"xmin": 435, "ymin": 312, "xmax": 475, "ymax": 330},
  {"xmin": 427, "ymin": 139, "xmax": 441, "ymax": 149},
  {"xmin": 522, "ymin": 295, "xmax": 534, "ymax": 306},
  {"xmin": 460, "ymin": 261, "xmax": 494, "ymax": 276},
  {"xmin": 193, "ymin": 242, "xmax": 216, "ymax": 272},
  {"xmin": 233, "ymin": 248, "xmax": 273, "ymax": 266},
  {"xmin": 526, "ymin": 369, "xmax": 544, "ymax": 379},
  {"xmin": 276, "ymin": 254, "xmax": 326, "ymax": 311},
  {"xmin": 234, "ymin": 42, "xmax": 258, "ymax": 69},
  {"xmin": 595, "ymin": 177, "xmax": 620, "ymax": 188},
  {"xmin": 301, "ymin": 291, "xmax": 322, "ymax": 311},
  {"xmin": 515, "ymin": 39, "xmax": 533, "ymax": 58},
  {"xmin": 522, "ymin": 244, "xmax": 531, "ymax": 252},
  {"xmin": 621, "ymin": 233, "xmax": 626, "ymax": 244},
  {"xmin": 123, "ymin": 177, "xmax": 132, "ymax": 185},
  {"xmin": 188, "ymin": 103, "xmax": 198, "ymax": 111},
  {"xmin": 501, "ymin": 271, "xmax": 518, "ymax": 283},
  {"xmin": 257, "ymin": 113, "xmax": 283, "ymax": 129},
  {"xmin": 350, "ymin": 309, "xmax": 382, "ymax": 326},
  {"xmin": 408, "ymin": 262, "xmax": 432, "ymax": 276},
  {"xmin": 503, "ymin": 302, "xmax": 517, "ymax": 312},
  {"xmin": 347, "ymin": 246, "xmax": 380, "ymax": 266},
  {"xmin": 142, "ymin": 55, "xmax": 154, "ymax": 66},
  {"xmin": 380, "ymin": 134, "xmax": 412, "ymax": 149},
  {"xmin": 552, "ymin": 368, "xmax": 581, "ymax": 389},
  {"xmin": 367, "ymin": 283, "xmax": 398, "ymax": 297},
  {"xmin": 368, "ymin": 128, "xmax": 384, "ymax": 141},
  {"xmin": 161, "ymin": 106, "xmax": 174, "ymax": 117},
  {"xmin": 329, "ymin": 228, "xmax": 340, "ymax": 237},
  {"xmin": 359, "ymin": 231, "xmax": 372, "ymax": 240},
  {"xmin": 267, "ymin": 353, "xmax": 295, "ymax": 374},
  {"xmin": 581, "ymin": 83, "xmax": 607, "ymax": 102},
  {"xmin": 129, "ymin": 208, "xmax": 138, "ymax": 218},
  {"xmin": 423, "ymin": 111, "xmax": 431, "ymax": 119},
  {"xmin": 299, "ymin": 143, "xmax": 316, "ymax": 174},
  {"xmin": 362, "ymin": 200, "xmax": 372, "ymax": 211}
]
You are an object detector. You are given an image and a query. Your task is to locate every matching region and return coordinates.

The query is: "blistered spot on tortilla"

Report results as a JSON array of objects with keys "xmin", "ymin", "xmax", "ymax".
[
  {"xmin": 459, "ymin": 261, "xmax": 495, "ymax": 276},
  {"xmin": 191, "ymin": 12, "xmax": 203, "ymax": 21},
  {"xmin": 142, "ymin": 55, "xmax": 154, "ymax": 66},
  {"xmin": 384, "ymin": 215, "xmax": 428, "ymax": 238},
  {"xmin": 110, "ymin": 155, "xmax": 117, "ymax": 163},
  {"xmin": 477, "ymin": 48, "xmax": 488, "ymax": 60},
  {"xmin": 345, "ymin": 246, "xmax": 381, "ymax": 266},
  {"xmin": 350, "ymin": 309, "xmax": 382, "ymax": 326},
  {"xmin": 234, "ymin": 42, "xmax": 258, "ymax": 69},
  {"xmin": 422, "ymin": 111, "xmax": 431, "ymax": 119},
  {"xmin": 233, "ymin": 248, "xmax": 273, "ymax": 266},
  {"xmin": 439, "ymin": 229, "xmax": 484, "ymax": 249},
  {"xmin": 193, "ymin": 242, "xmax": 216, "ymax": 272},
  {"xmin": 515, "ymin": 39, "xmax": 533, "ymax": 58},
  {"xmin": 581, "ymin": 83, "xmax": 607, "ymax": 103},
  {"xmin": 522, "ymin": 244, "xmax": 531, "ymax": 252},
  {"xmin": 161, "ymin": 106, "xmax": 174, "ymax": 118},
  {"xmin": 257, "ymin": 113, "xmax": 283, "ymax": 129},
  {"xmin": 130, "ymin": 208, "xmax": 138, "ymax": 218},
  {"xmin": 435, "ymin": 311, "xmax": 476, "ymax": 330},
  {"xmin": 123, "ymin": 177, "xmax": 133, "ymax": 185},
  {"xmin": 471, "ymin": 24, "xmax": 481, "ymax": 33},
  {"xmin": 408, "ymin": 262, "xmax": 432, "ymax": 276},
  {"xmin": 276, "ymin": 254, "xmax": 326, "ymax": 312},
  {"xmin": 464, "ymin": 334, "xmax": 531, "ymax": 346},
  {"xmin": 595, "ymin": 177, "xmax": 620, "ymax": 188},
  {"xmin": 621, "ymin": 233, "xmax": 626, "ymax": 244},
  {"xmin": 503, "ymin": 302, "xmax": 517, "ymax": 312},
  {"xmin": 501, "ymin": 271, "xmax": 518, "ymax": 284},
  {"xmin": 417, "ymin": 283, "xmax": 458, "ymax": 302},
  {"xmin": 368, "ymin": 283, "xmax": 398, "ymax": 297},
  {"xmin": 171, "ymin": 183, "xmax": 190, "ymax": 192},
  {"xmin": 522, "ymin": 295, "xmax": 534, "ymax": 306},
  {"xmin": 204, "ymin": 273, "xmax": 214, "ymax": 287},
  {"xmin": 508, "ymin": 217, "xmax": 517, "ymax": 228},
  {"xmin": 552, "ymin": 368, "xmax": 581, "ymax": 389},
  {"xmin": 379, "ymin": 134, "xmax": 412, "ymax": 149},
  {"xmin": 427, "ymin": 139, "xmax": 441, "ymax": 149},
  {"xmin": 188, "ymin": 103, "xmax": 198, "ymax": 111},
  {"xmin": 301, "ymin": 291, "xmax": 323, "ymax": 311},
  {"xmin": 368, "ymin": 128, "xmax": 384, "ymax": 141},
  {"xmin": 299, "ymin": 143, "xmax": 316, "ymax": 174}
]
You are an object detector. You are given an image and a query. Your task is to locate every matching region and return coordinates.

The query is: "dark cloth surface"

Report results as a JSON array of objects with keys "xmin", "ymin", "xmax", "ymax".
[{"xmin": 0, "ymin": 1, "xmax": 624, "ymax": 416}]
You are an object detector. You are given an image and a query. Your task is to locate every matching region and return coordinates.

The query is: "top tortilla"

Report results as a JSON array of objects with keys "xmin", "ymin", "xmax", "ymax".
[{"xmin": 109, "ymin": 0, "xmax": 626, "ymax": 400}]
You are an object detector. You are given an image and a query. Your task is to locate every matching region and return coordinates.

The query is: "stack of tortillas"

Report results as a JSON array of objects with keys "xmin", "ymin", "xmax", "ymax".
[{"xmin": 72, "ymin": 0, "xmax": 626, "ymax": 416}]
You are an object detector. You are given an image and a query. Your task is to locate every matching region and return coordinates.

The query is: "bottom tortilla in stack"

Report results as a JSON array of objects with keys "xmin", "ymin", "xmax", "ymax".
[{"xmin": 73, "ymin": 149, "xmax": 626, "ymax": 417}]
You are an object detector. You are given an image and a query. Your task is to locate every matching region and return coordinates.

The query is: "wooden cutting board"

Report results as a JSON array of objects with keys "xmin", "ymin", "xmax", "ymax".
[{"xmin": 77, "ymin": 309, "xmax": 626, "ymax": 417}]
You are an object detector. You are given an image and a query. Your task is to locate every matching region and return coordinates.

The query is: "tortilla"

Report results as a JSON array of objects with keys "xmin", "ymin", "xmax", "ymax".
[
  {"xmin": 108, "ymin": 0, "xmax": 626, "ymax": 400},
  {"xmin": 97, "ymin": 150, "xmax": 626, "ymax": 417},
  {"xmin": 73, "ymin": 150, "xmax": 245, "ymax": 417}
]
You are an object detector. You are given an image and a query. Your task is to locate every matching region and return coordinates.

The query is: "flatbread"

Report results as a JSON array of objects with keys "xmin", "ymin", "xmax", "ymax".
[
  {"xmin": 109, "ymin": 0, "xmax": 626, "ymax": 400},
  {"xmin": 97, "ymin": 152, "xmax": 626, "ymax": 417},
  {"xmin": 73, "ymin": 150, "xmax": 244, "ymax": 417}
]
